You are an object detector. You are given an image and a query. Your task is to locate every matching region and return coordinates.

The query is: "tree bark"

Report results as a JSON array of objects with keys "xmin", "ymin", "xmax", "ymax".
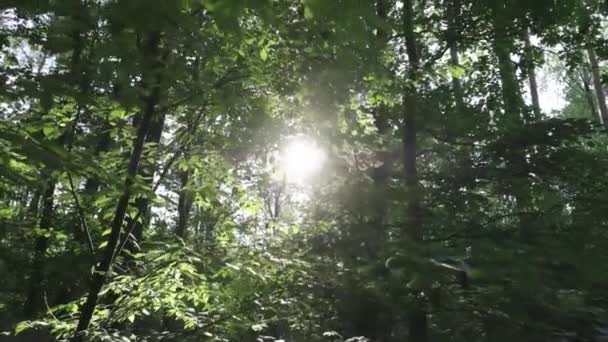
[
  {"xmin": 23, "ymin": 182, "xmax": 55, "ymax": 317},
  {"xmin": 588, "ymin": 48, "xmax": 608, "ymax": 125},
  {"xmin": 581, "ymin": 68, "xmax": 601, "ymax": 120},
  {"xmin": 447, "ymin": 0, "xmax": 464, "ymax": 108},
  {"xmin": 492, "ymin": 1, "xmax": 534, "ymax": 238},
  {"xmin": 523, "ymin": 29, "xmax": 542, "ymax": 119},
  {"xmin": 83, "ymin": 129, "xmax": 113, "ymax": 194},
  {"xmin": 491, "ymin": 1, "xmax": 525, "ymax": 124},
  {"xmin": 72, "ymin": 32, "xmax": 163, "ymax": 341},
  {"xmin": 176, "ymin": 164, "xmax": 193, "ymax": 238},
  {"xmin": 402, "ymin": 0, "xmax": 428, "ymax": 340},
  {"xmin": 23, "ymin": 4, "xmax": 89, "ymax": 315},
  {"xmin": 126, "ymin": 111, "xmax": 166, "ymax": 245}
]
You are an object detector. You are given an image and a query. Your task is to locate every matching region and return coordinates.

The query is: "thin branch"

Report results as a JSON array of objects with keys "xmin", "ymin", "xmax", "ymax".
[
  {"xmin": 67, "ymin": 172, "xmax": 95, "ymax": 256},
  {"xmin": 423, "ymin": 43, "xmax": 451, "ymax": 69},
  {"xmin": 425, "ymin": 128, "xmax": 476, "ymax": 146},
  {"xmin": 44, "ymin": 291, "xmax": 59, "ymax": 322},
  {"xmin": 111, "ymin": 106, "xmax": 209, "ymax": 263},
  {"xmin": 159, "ymin": 68, "xmax": 248, "ymax": 112},
  {"xmin": 426, "ymin": 204, "xmax": 564, "ymax": 242}
]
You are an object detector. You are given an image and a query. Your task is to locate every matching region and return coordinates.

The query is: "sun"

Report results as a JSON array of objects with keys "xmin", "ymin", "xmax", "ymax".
[{"xmin": 280, "ymin": 136, "xmax": 326, "ymax": 182}]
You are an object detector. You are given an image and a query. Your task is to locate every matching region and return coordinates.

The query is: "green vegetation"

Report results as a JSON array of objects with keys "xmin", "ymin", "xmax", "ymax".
[{"xmin": 1, "ymin": 0, "xmax": 608, "ymax": 341}]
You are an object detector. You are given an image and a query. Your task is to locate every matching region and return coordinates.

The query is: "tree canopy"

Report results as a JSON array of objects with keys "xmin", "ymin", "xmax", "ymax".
[{"xmin": 1, "ymin": 0, "xmax": 608, "ymax": 341}]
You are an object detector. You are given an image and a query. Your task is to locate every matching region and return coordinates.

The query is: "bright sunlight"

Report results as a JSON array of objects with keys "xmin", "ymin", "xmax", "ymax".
[{"xmin": 280, "ymin": 136, "xmax": 326, "ymax": 182}]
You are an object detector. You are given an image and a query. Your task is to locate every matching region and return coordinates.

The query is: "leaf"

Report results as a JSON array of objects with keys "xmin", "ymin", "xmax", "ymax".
[
  {"xmin": 14, "ymin": 321, "xmax": 30, "ymax": 335},
  {"xmin": 323, "ymin": 331, "xmax": 342, "ymax": 338},
  {"xmin": 448, "ymin": 65, "xmax": 466, "ymax": 78},
  {"xmin": 42, "ymin": 125, "xmax": 58, "ymax": 138},
  {"xmin": 226, "ymin": 262, "xmax": 240, "ymax": 271},
  {"xmin": 110, "ymin": 109, "xmax": 127, "ymax": 120},
  {"xmin": 260, "ymin": 48, "xmax": 268, "ymax": 61},
  {"xmin": 303, "ymin": 6, "xmax": 314, "ymax": 19},
  {"xmin": 251, "ymin": 323, "xmax": 267, "ymax": 332},
  {"xmin": 127, "ymin": 314, "xmax": 135, "ymax": 323},
  {"xmin": 0, "ymin": 208, "xmax": 14, "ymax": 219}
]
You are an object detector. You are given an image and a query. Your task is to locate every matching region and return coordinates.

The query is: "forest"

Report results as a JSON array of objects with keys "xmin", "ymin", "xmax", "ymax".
[{"xmin": 1, "ymin": 0, "xmax": 608, "ymax": 341}]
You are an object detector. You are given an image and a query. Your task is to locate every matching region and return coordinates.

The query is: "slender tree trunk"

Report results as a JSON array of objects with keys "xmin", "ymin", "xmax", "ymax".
[
  {"xmin": 523, "ymin": 29, "xmax": 542, "ymax": 119},
  {"xmin": 72, "ymin": 32, "xmax": 163, "ymax": 341},
  {"xmin": 447, "ymin": 0, "xmax": 464, "ymax": 108},
  {"xmin": 27, "ymin": 191, "xmax": 41, "ymax": 217},
  {"xmin": 588, "ymin": 48, "xmax": 608, "ymax": 125},
  {"xmin": 127, "ymin": 111, "xmax": 166, "ymax": 245},
  {"xmin": 176, "ymin": 164, "xmax": 193, "ymax": 238},
  {"xmin": 492, "ymin": 1, "xmax": 533, "ymax": 239},
  {"xmin": 352, "ymin": 1, "xmax": 395, "ymax": 340},
  {"xmin": 83, "ymin": 129, "xmax": 113, "ymax": 194},
  {"xmin": 23, "ymin": 6, "xmax": 90, "ymax": 315},
  {"xmin": 491, "ymin": 1, "xmax": 525, "ymax": 124},
  {"xmin": 581, "ymin": 68, "xmax": 601, "ymax": 120},
  {"xmin": 23, "ymin": 182, "xmax": 55, "ymax": 317},
  {"xmin": 402, "ymin": 0, "xmax": 428, "ymax": 341}
]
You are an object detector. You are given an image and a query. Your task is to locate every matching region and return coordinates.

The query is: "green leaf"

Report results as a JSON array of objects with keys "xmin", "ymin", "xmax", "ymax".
[
  {"xmin": 303, "ymin": 6, "xmax": 314, "ymax": 18},
  {"xmin": 0, "ymin": 207, "xmax": 14, "ymax": 219},
  {"xmin": 251, "ymin": 323, "xmax": 267, "ymax": 332},
  {"xmin": 15, "ymin": 321, "xmax": 30, "ymax": 335},
  {"xmin": 42, "ymin": 125, "xmax": 59, "ymax": 138},
  {"xmin": 226, "ymin": 262, "xmax": 240, "ymax": 271},
  {"xmin": 260, "ymin": 48, "xmax": 268, "ymax": 61},
  {"xmin": 448, "ymin": 65, "xmax": 466, "ymax": 78}
]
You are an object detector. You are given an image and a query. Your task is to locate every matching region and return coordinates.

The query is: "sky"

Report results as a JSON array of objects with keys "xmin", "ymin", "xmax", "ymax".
[{"xmin": 536, "ymin": 59, "xmax": 568, "ymax": 113}]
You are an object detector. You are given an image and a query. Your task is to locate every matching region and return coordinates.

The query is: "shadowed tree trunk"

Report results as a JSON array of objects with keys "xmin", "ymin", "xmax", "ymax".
[
  {"xmin": 127, "ymin": 111, "xmax": 166, "ymax": 246},
  {"xmin": 445, "ymin": 0, "xmax": 471, "ymax": 293},
  {"xmin": 588, "ymin": 48, "xmax": 608, "ymax": 125},
  {"xmin": 402, "ymin": 0, "xmax": 428, "ymax": 341},
  {"xmin": 72, "ymin": 31, "xmax": 163, "ymax": 342},
  {"xmin": 581, "ymin": 68, "xmax": 601, "ymax": 120},
  {"xmin": 23, "ymin": 182, "xmax": 55, "ymax": 317},
  {"xmin": 523, "ymin": 29, "xmax": 542, "ymax": 119},
  {"xmin": 447, "ymin": 0, "xmax": 464, "ymax": 108},
  {"xmin": 491, "ymin": 0, "xmax": 534, "ymax": 234},
  {"xmin": 23, "ymin": 5, "xmax": 89, "ymax": 313},
  {"xmin": 83, "ymin": 129, "xmax": 113, "ymax": 194},
  {"xmin": 491, "ymin": 0, "xmax": 525, "ymax": 124},
  {"xmin": 176, "ymin": 153, "xmax": 193, "ymax": 238},
  {"xmin": 349, "ymin": 1, "xmax": 396, "ymax": 340}
]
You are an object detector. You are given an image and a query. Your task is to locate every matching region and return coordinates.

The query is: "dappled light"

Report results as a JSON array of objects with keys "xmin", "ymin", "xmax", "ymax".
[{"xmin": 1, "ymin": 1, "xmax": 608, "ymax": 342}]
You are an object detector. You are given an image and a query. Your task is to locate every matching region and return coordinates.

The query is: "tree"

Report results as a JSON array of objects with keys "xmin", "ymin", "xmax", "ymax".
[{"xmin": 1, "ymin": 1, "xmax": 608, "ymax": 342}]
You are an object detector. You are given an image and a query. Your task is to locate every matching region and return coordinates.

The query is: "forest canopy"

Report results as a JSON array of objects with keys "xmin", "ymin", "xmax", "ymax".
[{"xmin": 1, "ymin": 0, "xmax": 608, "ymax": 341}]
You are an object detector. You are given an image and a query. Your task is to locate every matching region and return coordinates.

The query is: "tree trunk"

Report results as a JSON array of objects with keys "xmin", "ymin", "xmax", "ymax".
[
  {"xmin": 72, "ymin": 32, "xmax": 163, "ymax": 341},
  {"xmin": 523, "ymin": 29, "xmax": 542, "ymax": 119},
  {"xmin": 588, "ymin": 48, "xmax": 608, "ymax": 125},
  {"xmin": 447, "ymin": 0, "xmax": 464, "ymax": 108},
  {"xmin": 402, "ymin": 0, "xmax": 428, "ymax": 340},
  {"xmin": 581, "ymin": 68, "xmax": 601, "ymax": 120},
  {"xmin": 83, "ymin": 129, "xmax": 113, "ymax": 194},
  {"xmin": 23, "ymin": 182, "xmax": 55, "ymax": 317},
  {"xmin": 23, "ymin": 7, "xmax": 88, "ymax": 314},
  {"xmin": 351, "ymin": 1, "xmax": 396, "ymax": 340},
  {"xmin": 491, "ymin": 1, "xmax": 525, "ymax": 124},
  {"xmin": 127, "ymin": 111, "xmax": 166, "ymax": 245},
  {"xmin": 492, "ymin": 1, "xmax": 533, "ymax": 238},
  {"xmin": 176, "ymin": 166, "xmax": 193, "ymax": 238}
]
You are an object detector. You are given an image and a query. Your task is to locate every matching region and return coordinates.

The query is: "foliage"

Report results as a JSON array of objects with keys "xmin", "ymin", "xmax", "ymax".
[{"xmin": 1, "ymin": 0, "xmax": 608, "ymax": 341}]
